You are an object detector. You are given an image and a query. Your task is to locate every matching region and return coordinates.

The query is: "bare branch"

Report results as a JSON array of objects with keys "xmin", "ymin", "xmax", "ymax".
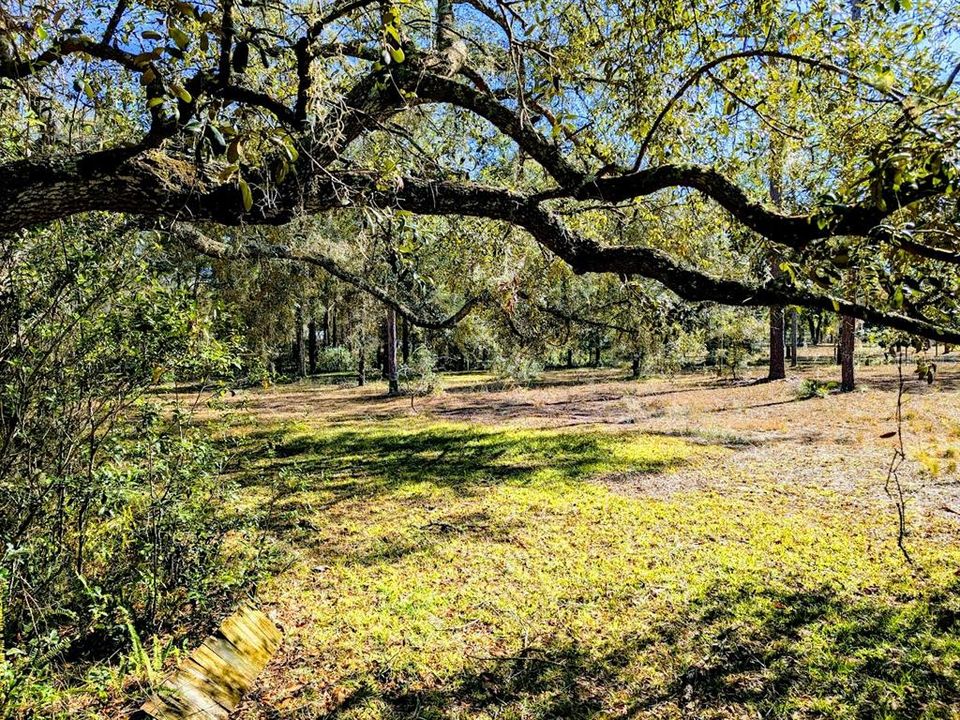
[{"xmin": 169, "ymin": 224, "xmax": 490, "ymax": 330}]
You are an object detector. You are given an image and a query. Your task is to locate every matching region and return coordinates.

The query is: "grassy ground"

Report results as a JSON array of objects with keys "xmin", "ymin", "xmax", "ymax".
[{"xmin": 184, "ymin": 361, "xmax": 960, "ymax": 720}]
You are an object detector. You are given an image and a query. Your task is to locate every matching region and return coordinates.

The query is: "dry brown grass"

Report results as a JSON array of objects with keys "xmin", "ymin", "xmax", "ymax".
[
  {"xmin": 210, "ymin": 359, "xmax": 960, "ymax": 518},
  {"xmin": 194, "ymin": 355, "xmax": 960, "ymax": 720}
]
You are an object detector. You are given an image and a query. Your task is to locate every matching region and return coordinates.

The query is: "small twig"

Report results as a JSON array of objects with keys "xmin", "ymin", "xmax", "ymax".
[{"xmin": 884, "ymin": 349, "xmax": 913, "ymax": 564}]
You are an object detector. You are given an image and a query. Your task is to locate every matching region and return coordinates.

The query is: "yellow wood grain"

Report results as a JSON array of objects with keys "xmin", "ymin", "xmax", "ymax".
[{"xmin": 140, "ymin": 605, "xmax": 281, "ymax": 719}]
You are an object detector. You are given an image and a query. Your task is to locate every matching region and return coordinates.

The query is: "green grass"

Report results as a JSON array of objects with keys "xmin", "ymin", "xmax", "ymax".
[{"xmin": 231, "ymin": 420, "xmax": 960, "ymax": 719}]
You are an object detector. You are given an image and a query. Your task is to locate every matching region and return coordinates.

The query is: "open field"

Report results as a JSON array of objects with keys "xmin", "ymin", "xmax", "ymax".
[{"xmin": 170, "ymin": 361, "xmax": 960, "ymax": 719}]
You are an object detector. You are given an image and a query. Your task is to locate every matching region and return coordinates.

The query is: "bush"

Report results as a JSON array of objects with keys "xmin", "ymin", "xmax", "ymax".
[
  {"xmin": 315, "ymin": 346, "xmax": 354, "ymax": 373},
  {"xmin": 491, "ymin": 353, "xmax": 544, "ymax": 384},
  {"xmin": 399, "ymin": 346, "xmax": 440, "ymax": 396},
  {"xmin": 0, "ymin": 222, "xmax": 254, "ymax": 716},
  {"xmin": 796, "ymin": 378, "xmax": 839, "ymax": 399}
]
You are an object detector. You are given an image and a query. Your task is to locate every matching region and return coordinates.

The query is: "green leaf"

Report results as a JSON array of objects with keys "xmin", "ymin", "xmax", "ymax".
[
  {"xmin": 832, "ymin": 251, "xmax": 851, "ymax": 268},
  {"xmin": 174, "ymin": 1, "xmax": 198, "ymax": 19},
  {"xmin": 893, "ymin": 286, "xmax": 904, "ymax": 308},
  {"xmin": 206, "ymin": 125, "xmax": 227, "ymax": 155},
  {"xmin": 238, "ymin": 179, "xmax": 253, "ymax": 212},
  {"xmin": 218, "ymin": 164, "xmax": 239, "ymax": 182},
  {"xmin": 169, "ymin": 26, "xmax": 190, "ymax": 51},
  {"xmin": 169, "ymin": 83, "xmax": 192, "ymax": 103},
  {"xmin": 875, "ymin": 69, "xmax": 896, "ymax": 93},
  {"xmin": 227, "ymin": 139, "xmax": 242, "ymax": 164}
]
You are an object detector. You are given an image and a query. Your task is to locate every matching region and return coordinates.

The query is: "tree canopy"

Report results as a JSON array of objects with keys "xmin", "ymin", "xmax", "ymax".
[{"xmin": 1, "ymin": 0, "xmax": 959, "ymax": 340}]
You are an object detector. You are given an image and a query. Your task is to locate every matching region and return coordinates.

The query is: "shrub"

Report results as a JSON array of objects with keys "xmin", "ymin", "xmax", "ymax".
[
  {"xmin": 0, "ymin": 222, "xmax": 254, "ymax": 716},
  {"xmin": 399, "ymin": 346, "xmax": 440, "ymax": 396},
  {"xmin": 796, "ymin": 378, "xmax": 839, "ymax": 399},
  {"xmin": 491, "ymin": 353, "xmax": 544, "ymax": 384},
  {"xmin": 315, "ymin": 346, "xmax": 354, "ymax": 373}
]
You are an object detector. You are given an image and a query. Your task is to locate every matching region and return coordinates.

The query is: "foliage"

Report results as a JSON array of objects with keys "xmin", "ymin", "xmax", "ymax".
[
  {"xmin": 0, "ymin": 222, "xmax": 253, "ymax": 717},
  {"xmin": 491, "ymin": 352, "xmax": 545, "ymax": 384},
  {"xmin": 398, "ymin": 346, "xmax": 440, "ymax": 396},
  {"xmin": 706, "ymin": 310, "xmax": 766, "ymax": 379},
  {"xmin": 796, "ymin": 378, "xmax": 840, "ymax": 399},
  {"xmin": 0, "ymin": 0, "xmax": 958, "ymax": 343},
  {"xmin": 0, "ymin": 0, "xmax": 959, "ymax": 713},
  {"xmin": 316, "ymin": 346, "xmax": 355, "ymax": 373}
]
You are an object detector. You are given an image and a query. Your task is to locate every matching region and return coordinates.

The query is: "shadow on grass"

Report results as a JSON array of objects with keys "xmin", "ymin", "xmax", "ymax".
[
  {"xmin": 441, "ymin": 369, "xmax": 633, "ymax": 395},
  {"xmin": 230, "ymin": 424, "xmax": 693, "ymax": 500},
  {"xmin": 320, "ymin": 578, "xmax": 960, "ymax": 719}
]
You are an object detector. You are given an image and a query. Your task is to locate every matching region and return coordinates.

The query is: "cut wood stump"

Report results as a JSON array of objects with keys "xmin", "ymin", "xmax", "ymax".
[{"xmin": 138, "ymin": 602, "xmax": 282, "ymax": 720}]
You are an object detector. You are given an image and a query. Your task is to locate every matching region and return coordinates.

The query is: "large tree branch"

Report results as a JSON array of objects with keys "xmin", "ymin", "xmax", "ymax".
[
  {"xmin": 410, "ymin": 72, "xmax": 585, "ymax": 186},
  {"xmin": 0, "ymin": 146, "xmax": 956, "ymax": 341},
  {"xmin": 571, "ymin": 164, "xmax": 950, "ymax": 248},
  {"xmin": 5, "ymin": 40, "xmax": 945, "ymax": 256},
  {"xmin": 0, "ymin": 35, "xmax": 146, "ymax": 80},
  {"xmin": 346, "ymin": 177, "xmax": 960, "ymax": 343},
  {"xmin": 393, "ymin": 71, "xmax": 949, "ymax": 247}
]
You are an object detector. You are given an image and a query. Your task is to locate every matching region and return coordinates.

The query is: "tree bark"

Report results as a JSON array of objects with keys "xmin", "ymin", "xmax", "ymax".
[
  {"xmin": 307, "ymin": 317, "xmax": 318, "ymax": 374},
  {"xmin": 767, "ymin": 134, "xmax": 786, "ymax": 381},
  {"xmin": 357, "ymin": 329, "xmax": 366, "ymax": 386},
  {"xmin": 768, "ymin": 305, "xmax": 786, "ymax": 380},
  {"xmin": 384, "ymin": 306, "xmax": 399, "ymax": 395},
  {"xmin": 293, "ymin": 307, "xmax": 306, "ymax": 378},
  {"xmin": 789, "ymin": 309, "xmax": 798, "ymax": 367},
  {"xmin": 840, "ymin": 314, "xmax": 856, "ymax": 391},
  {"xmin": 401, "ymin": 314, "xmax": 410, "ymax": 363}
]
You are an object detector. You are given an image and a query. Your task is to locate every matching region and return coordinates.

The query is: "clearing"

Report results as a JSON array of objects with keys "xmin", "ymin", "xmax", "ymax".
[{"xmin": 202, "ymin": 364, "xmax": 960, "ymax": 719}]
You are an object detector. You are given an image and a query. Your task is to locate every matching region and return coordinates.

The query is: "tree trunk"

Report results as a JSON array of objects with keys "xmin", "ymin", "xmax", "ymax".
[
  {"xmin": 566, "ymin": 348, "xmax": 573, "ymax": 369},
  {"xmin": 767, "ymin": 134, "xmax": 786, "ymax": 380},
  {"xmin": 789, "ymin": 309, "xmax": 798, "ymax": 368},
  {"xmin": 401, "ymin": 314, "xmax": 410, "ymax": 364},
  {"xmin": 631, "ymin": 353, "xmax": 642, "ymax": 378},
  {"xmin": 322, "ymin": 306, "xmax": 330, "ymax": 348},
  {"xmin": 384, "ymin": 306, "xmax": 399, "ymax": 394},
  {"xmin": 807, "ymin": 312, "xmax": 823, "ymax": 345},
  {"xmin": 840, "ymin": 314, "xmax": 856, "ymax": 391},
  {"xmin": 293, "ymin": 307, "xmax": 306, "ymax": 378},
  {"xmin": 307, "ymin": 318, "xmax": 318, "ymax": 374},
  {"xmin": 768, "ymin": 305, "xmax": 786, "ymax": 380},
  {"xmin": 357, "ymin": 338, "xmax": 366, "ymax": 386}
]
